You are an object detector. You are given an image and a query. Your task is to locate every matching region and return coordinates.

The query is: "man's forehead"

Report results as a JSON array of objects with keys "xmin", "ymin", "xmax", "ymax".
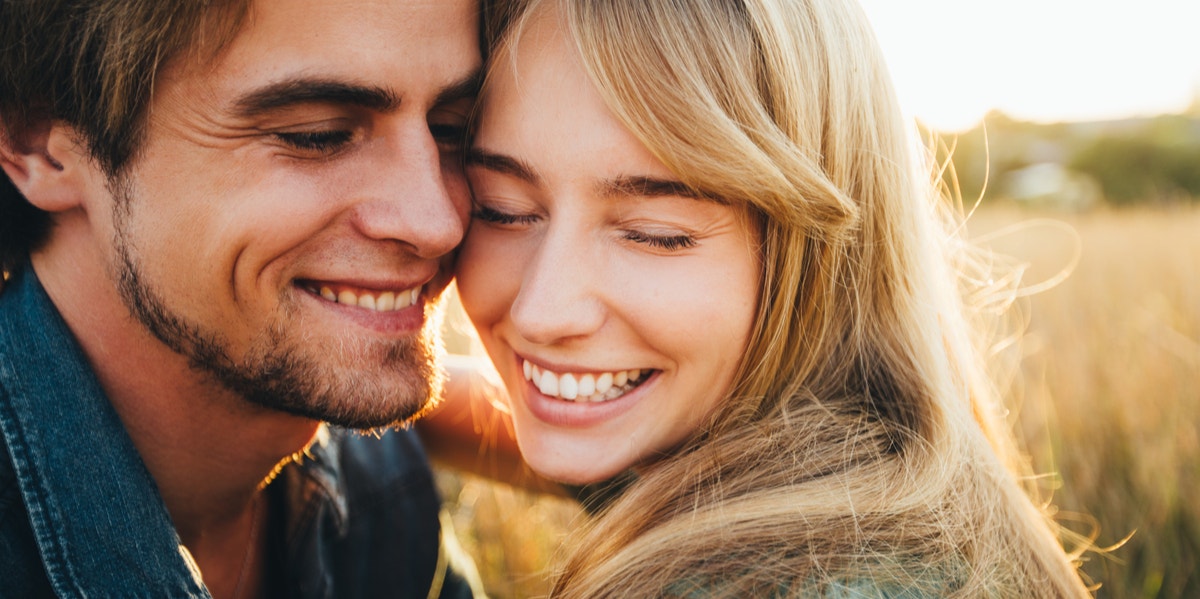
[
  {"xmin": 228, "ymin": 0, "xmax": 480, "ymax": 48},
  {"xmin": 171, "ymin": 0, "xmax": 481, "ymax": 106}
]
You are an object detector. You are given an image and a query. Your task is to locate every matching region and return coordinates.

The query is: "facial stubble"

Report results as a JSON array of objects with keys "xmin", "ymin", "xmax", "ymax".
[{"xmin": 107, "ymin": 177, "xmax": 446, "ymax": 430}]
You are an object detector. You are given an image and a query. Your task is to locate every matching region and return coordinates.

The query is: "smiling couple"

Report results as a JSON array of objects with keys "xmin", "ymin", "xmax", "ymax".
[{"xmin": 0, "ymin": 0, "xmax": 1091, "ymax": 598}]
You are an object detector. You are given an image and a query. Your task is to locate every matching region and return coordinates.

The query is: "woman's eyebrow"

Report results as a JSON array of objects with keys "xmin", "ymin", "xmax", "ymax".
[
  {"xmin": 465, "ymin": 147, "xmax": 542, "ymax": 185},
  {"xmin": 600, "ymin": 175, "xmax": 726, "ymax": 204}
]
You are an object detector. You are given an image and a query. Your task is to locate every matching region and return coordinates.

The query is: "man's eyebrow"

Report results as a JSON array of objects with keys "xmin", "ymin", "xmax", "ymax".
[
  {"xmin": 435, "ymin": 68, "xmax": 484, "ymax": 106},
  {"xmin": 465, "ymin": 148, "xmax": 541, "ymax": 185},
  {"xmin": 233, "ymin": 78, "xmax": 401, "ymax": 116},
  {"xmin": 231, "ymin": 68, "xmax": 481, "ymax": 118},
  {"xmin": 600, "ymin": 176, "xmax": 725, "ymax": 203}
]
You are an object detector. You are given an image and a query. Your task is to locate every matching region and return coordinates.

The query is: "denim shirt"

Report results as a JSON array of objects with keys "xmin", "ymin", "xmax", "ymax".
[{"xmin": 0, "ymin": 268, "xmax": 482, "ymax": 598}]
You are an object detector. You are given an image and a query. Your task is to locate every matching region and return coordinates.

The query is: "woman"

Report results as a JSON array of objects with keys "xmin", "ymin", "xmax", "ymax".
[{"xmin": 454, "ymin": 0, "xmax": 1092, "ymax": 596}]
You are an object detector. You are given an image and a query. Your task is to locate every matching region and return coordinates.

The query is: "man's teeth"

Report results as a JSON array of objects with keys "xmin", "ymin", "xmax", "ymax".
[
  {"xmin": 522, "ymin": 360, "xmax": 648, "ymax": 403},
  {"xmin": 313, "ymin": 285, "xmax": 422, "ymax": 312}
]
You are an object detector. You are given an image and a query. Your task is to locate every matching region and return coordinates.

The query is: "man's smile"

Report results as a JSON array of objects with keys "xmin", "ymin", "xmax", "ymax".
[{"xmin": 299, "ymin": 281, "xmax": 424, "ymax": 313}]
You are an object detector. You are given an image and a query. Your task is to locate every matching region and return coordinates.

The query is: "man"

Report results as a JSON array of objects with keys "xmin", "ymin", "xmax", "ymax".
[{"xmin": 0, "ymin": 0, "xmax": 486, "ymax": 596}]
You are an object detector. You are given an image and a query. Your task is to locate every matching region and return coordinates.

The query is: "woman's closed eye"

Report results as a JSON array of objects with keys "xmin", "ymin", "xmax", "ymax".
[
  {"xmin": 622, "ymin": 229, "xmax": 697, "ymax": 252},
  {"xmin": 472, "ymin": 204, "xmax": 540, "ymax": 226}
]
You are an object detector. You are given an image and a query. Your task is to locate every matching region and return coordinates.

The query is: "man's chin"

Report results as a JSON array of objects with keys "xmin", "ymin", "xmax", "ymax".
[
  {"xmin": 211, "ymin": 297, "xmax": 449, "ymax": 428},
  {"xmin": 227, "ymin": 349, "xmax": 447, "ymax": 430},
  {"xmin": 272, "ymin": 374, "xmax": 444, "ymax": 431}
]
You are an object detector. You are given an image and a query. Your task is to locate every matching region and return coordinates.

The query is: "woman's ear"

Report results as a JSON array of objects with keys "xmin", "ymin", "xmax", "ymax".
[{"xmin": 0, "ymin": 122, "xmax": 94, "ymax": 213}]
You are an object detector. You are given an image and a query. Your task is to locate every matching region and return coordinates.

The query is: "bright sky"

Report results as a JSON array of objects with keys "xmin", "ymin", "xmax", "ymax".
[{"xmin": 858, "ymin": 0, "xmax": 1200, "ymax": 131}]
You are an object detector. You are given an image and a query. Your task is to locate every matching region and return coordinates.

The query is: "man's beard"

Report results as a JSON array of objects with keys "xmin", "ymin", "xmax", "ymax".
[{"xmin": 107, "ymin": 179, "xmax": 445, "ymax": 430}]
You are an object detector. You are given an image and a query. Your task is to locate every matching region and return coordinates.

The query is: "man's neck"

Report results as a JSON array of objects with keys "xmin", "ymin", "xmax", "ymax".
[{"xmin": 30, "ymin": 240, "xmax": 318, "ymax": 594}]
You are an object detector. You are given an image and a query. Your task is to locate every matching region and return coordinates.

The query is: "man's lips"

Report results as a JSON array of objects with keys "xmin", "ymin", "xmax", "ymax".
[{"xmin": 296, "ymin": 280, "xmax": 424, "ymax": 313}]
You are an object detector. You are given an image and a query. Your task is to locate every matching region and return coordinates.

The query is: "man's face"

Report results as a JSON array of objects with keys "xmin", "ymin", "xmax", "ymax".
[{"xmin": 101, "ymin": 0, "xmax": 480, "ymax": 427}]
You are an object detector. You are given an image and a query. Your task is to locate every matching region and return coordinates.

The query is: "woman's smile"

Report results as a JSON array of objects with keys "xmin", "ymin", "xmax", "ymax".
[{"xmin": 521, "ymin": 358, "xmax": 655, "ymax": 403}]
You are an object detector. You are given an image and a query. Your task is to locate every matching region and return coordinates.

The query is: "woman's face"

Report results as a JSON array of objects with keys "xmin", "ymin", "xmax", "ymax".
[{"xmin": 456, "ymin": 11, "xmax": 761, "ymax": 484}]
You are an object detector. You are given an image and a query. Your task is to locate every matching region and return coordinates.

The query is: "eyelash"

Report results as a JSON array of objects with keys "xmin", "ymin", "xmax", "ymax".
[
  {"xmin": 430, "ymin": 123, "xmax": 469, "ymax": 150},
  {"xmin": 622, "ymin": 230, "xmax": 697, "ymax": 251},
  {"xmin": 472, "ymin": 205, "xmax": 539, "ymax": 226},
  {"xmin": 274, "ymin": 130, "xmax": 353, "ymax": 152},
  {"xmin": 274, "ymin": 124, "xmax": 467, "ymax": 153},
  {"xmin": 473, "ymin": 205, "xmax": 697, "ymax": 251}
]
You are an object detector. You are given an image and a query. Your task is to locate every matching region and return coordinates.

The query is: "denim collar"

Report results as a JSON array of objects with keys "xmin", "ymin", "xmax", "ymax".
[
  {"xmin": 0, "ymin": 267, "xmax": 210, "ymax": 597},
  {"xmin": 283, "ymin": 424, "xmax": 350, "ymax": 540}
]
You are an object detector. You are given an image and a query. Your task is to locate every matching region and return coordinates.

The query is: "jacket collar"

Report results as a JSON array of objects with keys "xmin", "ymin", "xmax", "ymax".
[
  {"xmin": 0, "ymin": 266, "xmax": 210, "ymax": 597},
  {"xmin": 283, "ymin": 424, "xmax": 350, "ymax": 538}
]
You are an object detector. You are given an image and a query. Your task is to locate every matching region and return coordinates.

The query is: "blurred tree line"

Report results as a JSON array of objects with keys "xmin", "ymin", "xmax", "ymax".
[{"xmin": 927, "ymin": 102, "xmax": 1200, "ymax": 208}]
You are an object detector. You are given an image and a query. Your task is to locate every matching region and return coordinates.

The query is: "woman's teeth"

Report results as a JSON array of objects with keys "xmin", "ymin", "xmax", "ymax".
[
  {"xmin": 308, "ymin": 285, "xmax": 422, "ymax": 312},
  {"xmin": 522, "ymin": 360, "xmax": 650, "ymax": 402}
]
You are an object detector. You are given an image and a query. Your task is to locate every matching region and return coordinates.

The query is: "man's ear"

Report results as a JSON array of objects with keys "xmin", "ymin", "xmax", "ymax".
[{"xmin": 0, "ymin": 122, "xmax": 94, "ymax": 213}]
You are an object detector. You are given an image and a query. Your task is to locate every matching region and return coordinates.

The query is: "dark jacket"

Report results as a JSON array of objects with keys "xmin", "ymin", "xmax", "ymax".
[{"xmin": 0, "ymin": 267, "xmax": 482, "ymax": 598}]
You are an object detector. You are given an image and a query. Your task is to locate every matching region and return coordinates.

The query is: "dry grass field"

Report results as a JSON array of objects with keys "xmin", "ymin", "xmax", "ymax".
[
  {"xmin": 436, "ymin": 206, "xmax": 1200, "ymax": 598},
  {"xmin": 968, "ymin": 207, "xmax": 1199, "ymax": 598}
]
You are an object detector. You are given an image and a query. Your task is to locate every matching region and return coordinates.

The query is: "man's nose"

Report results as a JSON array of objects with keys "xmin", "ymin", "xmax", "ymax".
[{"xmin": 349, "ymin": 123, "xmax": 467, "ymax": 259}]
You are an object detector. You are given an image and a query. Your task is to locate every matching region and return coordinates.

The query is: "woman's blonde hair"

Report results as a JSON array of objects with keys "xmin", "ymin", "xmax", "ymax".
[{"xmin": 488, "ymin": 0, "xmax": 1092, "ymax": 596}]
